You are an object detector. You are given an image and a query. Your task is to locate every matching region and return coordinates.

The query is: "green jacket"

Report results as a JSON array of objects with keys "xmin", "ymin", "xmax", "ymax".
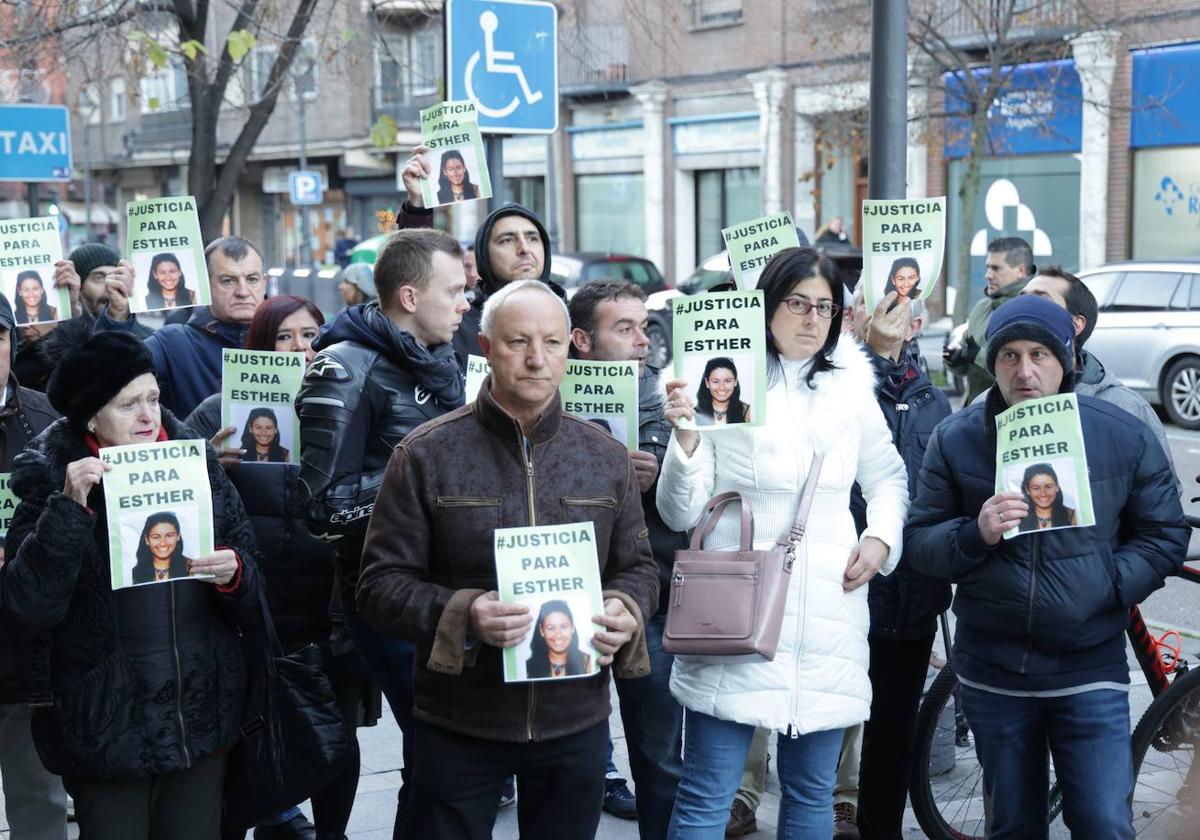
[{"xmin": 950, "ymin": 278, "xmax": 1030, "ymax": 404}]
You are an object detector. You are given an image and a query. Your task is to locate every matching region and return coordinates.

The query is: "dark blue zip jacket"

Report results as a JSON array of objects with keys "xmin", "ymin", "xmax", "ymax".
[
  {"xmin": 851, "ymin": 344, "xmax": 953, "ymax": 640},
  {"xmin": 905, "ymin": 387, "xmax": 1187, "ymax": 691}
]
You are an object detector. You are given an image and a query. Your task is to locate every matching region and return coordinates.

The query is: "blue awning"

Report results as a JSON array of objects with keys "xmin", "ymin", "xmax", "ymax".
[
  {"xmin": 1132, "ymin": 41, "xmax": 1200, "ymax": 148},
  {"xmin": 944, "ymin": 59, "xmax": 1082, "ymax": 159}
]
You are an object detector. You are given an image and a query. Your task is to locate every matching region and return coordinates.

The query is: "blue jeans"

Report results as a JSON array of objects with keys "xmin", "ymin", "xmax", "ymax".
[
  {"xmin": 343, "ymin": 610, "xmax": 416, "ymax": 839},
  {"xmin": 959, "ymin": 684, "xmax": 1134, "ymax": 840},
  {"xmin": 614, "ymin": 613, "xmax": 684, "ymax": 838},
  {"xmin": 668, "ymin": 709, "xmax": 843, "ymax": 839}
]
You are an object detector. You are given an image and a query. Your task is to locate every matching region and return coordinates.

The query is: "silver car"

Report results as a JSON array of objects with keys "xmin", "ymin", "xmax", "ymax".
[{"xmin": 1079, "ymin": 260, "xmax": 1200, "ymax": 429}]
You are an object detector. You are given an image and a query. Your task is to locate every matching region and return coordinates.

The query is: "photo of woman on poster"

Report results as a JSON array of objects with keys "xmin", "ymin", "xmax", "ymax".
[
  {"xmin": 695, "ymin": 357, "xmax": 752, "ymax": 426},
  {"xmin": 882, "ymin": 257, "xmax": 922, "ymax": 303},
  {"xmin": 524, "ymin": 600, "xmax": 592, "ymax": 679},
  {"xmin": 13, "ymin": 270, "xmax": 58, "ymax": 324},
  {"xmin": 435, "ymin": 149, "xmax": 480, "ymax": 203},
  {"xmin": 1015, "ymin": 461, "xmax": 1078, "ymax": 533},
  {"xmin": 239, "ymin": 407, "xmax": 290, "ymax": 463},
  {"xmin": 144, "ymin": 252, "xmax": 198, "ymax": 311},
  {"xmin": 131, "ymin": 511, "xmax": 193, "ymax": 583}
]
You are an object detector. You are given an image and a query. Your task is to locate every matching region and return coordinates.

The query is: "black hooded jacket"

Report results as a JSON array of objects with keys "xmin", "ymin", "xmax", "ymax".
[{"xmin": 296, "ymin": 302, "xmax": 465, "ymax": 602}]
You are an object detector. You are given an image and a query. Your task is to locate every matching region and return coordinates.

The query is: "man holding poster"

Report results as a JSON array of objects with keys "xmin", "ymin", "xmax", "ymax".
[
  {"xmin": 356, "ymin": 280, "xmax": 658, "ymax": 839},
  {"xmin": 906, "ymin": 295, "xmax": 1189, "ymax": 839}
]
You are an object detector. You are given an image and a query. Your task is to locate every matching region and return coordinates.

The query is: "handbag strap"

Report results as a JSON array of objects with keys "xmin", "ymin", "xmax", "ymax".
[
  {"xmin": 774, "ymin": 453, "xmax": 824, "ymax": 554},
  {"xmin": 253, "ymin": 585, "xmax": 285, "ymax": 664},
  {"xmin": 688, "ymin": 491, "xmax": 754, "ymax": 551}
]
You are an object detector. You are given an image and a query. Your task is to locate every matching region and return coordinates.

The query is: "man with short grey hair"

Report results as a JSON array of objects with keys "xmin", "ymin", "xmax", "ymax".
[{"xmin": 357, "ymin": 278, "xmax": 659, "ymax": 838}]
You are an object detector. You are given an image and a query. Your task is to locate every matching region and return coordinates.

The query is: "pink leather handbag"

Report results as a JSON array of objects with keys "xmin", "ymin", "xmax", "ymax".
[{"xmin": 663, "ymin": 454, "xmax": 823, "ymax": 661}]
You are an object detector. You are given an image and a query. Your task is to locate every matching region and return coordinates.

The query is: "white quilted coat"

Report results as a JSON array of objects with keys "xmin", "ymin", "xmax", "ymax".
[{"xmin": 656, "ymin": 339, "xmax": 909, "ymax": 735}]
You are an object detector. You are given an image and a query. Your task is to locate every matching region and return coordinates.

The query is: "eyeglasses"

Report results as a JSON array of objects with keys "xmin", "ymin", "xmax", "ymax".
[{"xmin": 781, "ymin": 297, "xmax": 840, "ymax": 319}]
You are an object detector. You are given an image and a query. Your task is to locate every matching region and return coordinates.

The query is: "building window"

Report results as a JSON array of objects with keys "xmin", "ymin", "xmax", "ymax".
[
  {"xmin": 691, "ymin": 0, "xmax": 743, "ymax": 28},
  {"xmin": 375, "ymin": 24, "xmax": 442, "ymax": 112},
  {"xmin": 576, "ymin": 174, "xmax": 645, "ymax": 256},
  {"xmin": 139, "ymin": 57, "xmax": 189, "ymax": 112},
  {"xmin": 694, "ymin": 167, "xmax": 760, "ymax": 263},
  {"xmin": 81, "ymin": 83, "xmax": 102, "ymax": 124},
  {"xmin": 250, "ymin": 41, "xmax": 317, "ymax": 101},
  {"xmin": 505, "ymin": 176, "xmax": 545, "ymax": 221},
  {"xmin": 110, "ymin": 77, "xmax": 126, "ymax": 123}
]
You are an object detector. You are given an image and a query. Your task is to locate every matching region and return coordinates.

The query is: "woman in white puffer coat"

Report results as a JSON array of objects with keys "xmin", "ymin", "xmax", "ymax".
[{"xmin": 657, "ymin": 248, "xmax": 909, "ymax": 839}]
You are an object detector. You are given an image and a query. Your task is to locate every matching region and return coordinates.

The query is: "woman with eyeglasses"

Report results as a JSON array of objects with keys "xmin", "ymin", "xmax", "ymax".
[{"xmin": 656, "ymin": 247, "xmax": 909, "ymax": 838}]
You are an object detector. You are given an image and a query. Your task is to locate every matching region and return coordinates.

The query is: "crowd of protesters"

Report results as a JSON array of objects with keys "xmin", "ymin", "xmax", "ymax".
[{"xmin": 0, "ymin": 143, "xmax": 1190, "ymax": 840}]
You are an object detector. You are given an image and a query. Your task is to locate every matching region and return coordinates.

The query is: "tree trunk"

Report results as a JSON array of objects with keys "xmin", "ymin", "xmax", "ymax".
[{"xmin": 952, "ymin": 101, "xmax": 991, "ymax": 324}]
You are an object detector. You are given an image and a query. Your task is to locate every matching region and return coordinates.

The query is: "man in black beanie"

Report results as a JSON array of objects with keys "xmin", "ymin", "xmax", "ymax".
[
  {"xmin": 906, "ymin": 295, "xmax": 1187, "ymax": 839},
  {"xmin": 0, "ymin": 292, "xmax": 67, "ymax": 840}
]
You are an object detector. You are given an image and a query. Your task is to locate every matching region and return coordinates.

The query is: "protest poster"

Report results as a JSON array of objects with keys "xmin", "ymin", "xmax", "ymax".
[
  {"xmin": 494, "ymin": 521, "xmax": 604, "ymax": 683},
  {"xmin": 465, "ymin": 354, "xmax": 490, "ymax": 403},
  {"xmin": 561, "ymin": 360, "xmax": 638, "ymax": 450},
  {"xmin": 420, "ymin": 101, "xmax": 492, "ymax": 208},
  {"xmin": 101, "ymin": 439, "xmax": 215, "ymax": 589},
  {"xmin": 671, "ymin": 290, "xmax": 767, "ymax": 430},
  {"xmin": 860, "ymin": 197, "xmax": 947, "ymax": 311},
  {"xmin": 125, "ymin": 195, "xmax": 210, "ymax": 314},
  {"xmin": 0, "ymin": 473, "xmax": 17, "ymax": 543},
  {"xmin": 721, "ymin": 211, "xmax": 801, "ymax": 291},
  {"xmin": 994, "ymin": 393, "xmax": 1095, "ymax": 539},
  {"xmin": 221, "ymin": 349, "xmax": 305, "ymax": 465},
  {"xmin": 0, "ymin": 216, "xmax": 69, "ymax": 326}
]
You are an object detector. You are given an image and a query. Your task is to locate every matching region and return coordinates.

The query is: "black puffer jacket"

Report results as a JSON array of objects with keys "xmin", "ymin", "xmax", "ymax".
[
  {"xmin": 296, "ymin": 303, "xmax": 465, "ymax": 602},
  {"xmin": 187, "ymin": 395, "xmax": 334, "ymax": 644},
  {"xmin": 0, "ymin": 412, "xmax": 261, "ymax": 782},
  {"xmin": 906, "ymin": 388, "xmax": 1188, "ymax": 692},
  {"xmin": 637, "ymin": 366, "xmax": 688, "ymax": 616},
  {"xmin": 850, "ymin": 345, "xmax": 953, "ymax": 640}
]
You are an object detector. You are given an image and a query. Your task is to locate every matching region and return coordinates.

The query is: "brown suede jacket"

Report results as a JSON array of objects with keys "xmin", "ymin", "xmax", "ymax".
[{"xmin": 357, "ymin": 378, "xmax": 659, "ymax": 743}]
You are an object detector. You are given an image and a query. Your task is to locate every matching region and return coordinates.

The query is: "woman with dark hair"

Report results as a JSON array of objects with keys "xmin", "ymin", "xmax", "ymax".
[
  {"xmin": 239, "ymin": 407, "xmax": 289, "ymax": 463},
  {"xmin": 435, "ymin": 149, "xmax": 479, "ymax": 204},
  {"xmin": 524, "ymin": 600, "xmax": 593, "ymax": 679},
  {"xmin": 144, "ymin": 253, "xmax": 197, "ymax": 311},
  {"xmin": 131, "ymin": 511, "xmax": 192, "ymax": 583},
  {"xmin": 0, "ymin": 331, "xmax": 260, "ymax": 839},
  {"xmin": 13, "ymin": 271, "xmax": 58, "ymax": 324},
  {"xmin": 882, "ymin": 257, "xmax": 921, "ymax": 302},
  {"xmin": 694, "ymin": 357, "xmax": 752, "ymax": 426},
  {"xmin": 187, "ymin": 294, "xmax": 372, "ymax": 840},
  {"xmin": 1017, "ymin": 462, "xmax": 1077, "ymax": 532},
  {"xmin": 657, "ymin": 247, "xmax": 909, "ymax": 837}
]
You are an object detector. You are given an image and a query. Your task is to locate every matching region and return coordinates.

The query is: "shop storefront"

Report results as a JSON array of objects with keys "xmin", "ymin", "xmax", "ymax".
[
  {"xmin": 944, "ymin": 59, "xmax": 1083, "ymax": 309},
  {"xmin": 568, "ymin": 121, "xmax": 645, "ymax": 256},
  {"xmin": 1130, "ymin": 41, "xmax": 1200, "ymax": 259}
]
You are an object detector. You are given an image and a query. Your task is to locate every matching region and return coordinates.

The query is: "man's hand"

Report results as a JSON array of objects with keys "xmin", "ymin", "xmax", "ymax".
[
  {"xmin": 866, "ymin": 291, "xmax": 908, "ymax": 361},
  {"xmin": 190, "ymin": 550, "xmax": 239, "ymax": 586},
  {"xmin": 401, "ymin": 144, "xmax": 432, "ymax": 209},
  {"xmin": 210, "ymin": 425, "xmax": 245, "ymax": 469},
  {"xmin": 104, "ymin": 260, "xmax": 136, "ymax": 322},
  {"xmin": 591, "ymin": 598, "xmax": 637, "ymax": 666},
  {"xmin": 630, "ymin": 450, "xmax": 659, "ymax": 493},
  {"xmin": 63, "ymin": 457, "xmax": 110, "ymax": 507},
  {"xmin": 844, "ymin": 536, "xmax": 889, "ymax": 592},
  {"xmin": 978, "ymin": 491, "xmax": 1029, "ymax": 545},
  {"xmin": 53, "ymin": 260, "xmax": 82, "ymax": 317},
  {"xmin": 469, "ymin": 591, "xmax": 532, "ymax": 648}
]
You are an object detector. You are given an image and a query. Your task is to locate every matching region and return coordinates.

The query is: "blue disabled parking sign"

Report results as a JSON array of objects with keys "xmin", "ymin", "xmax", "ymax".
[
  {"xmin": 446, "ymin": 0, "xmax": 558, "ymax": 134},
  {"xmin": 289, "ymin": 170, "xmax": 324, "ymax": 205},
  {"xmin": 0, "ymin": 104, "xmax": 73, "ymax": 182}
]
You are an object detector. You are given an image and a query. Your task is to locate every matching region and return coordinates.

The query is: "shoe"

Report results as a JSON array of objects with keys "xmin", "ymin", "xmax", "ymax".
[
  {"xmin": 499, "ymin": 775, "xmax": 517, "ymax": 808},
  {"xmin": 833, "ymin": 802, "xmax": 860, "ymax": 840},
  {"xmin": 254, "ymin": 814, "xmax": 317, "ymax": 840},
  {"xmin": 602, "ymin": 778, "xmax": 638, "ymax": 820},
  {"xmin": 725, "ymin": 799, "xmax": 757, "ymax": 837}
]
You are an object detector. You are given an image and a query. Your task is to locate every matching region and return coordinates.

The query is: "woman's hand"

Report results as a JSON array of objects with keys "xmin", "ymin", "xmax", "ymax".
[
  {"xmin": 189, "ymin": 550, "xmax": 239, "ymax": 586},
  {"xmin": 844, "ymin": 536, "xmax": 889, "ymax": 592},
  {"xmin": 63, "ymin": 457, "xmax": 110, "ymax": 507},
  {"xmin": 592, "ymin": 598, "xmax": 637, "ymax": 666},
  {"xmin": 210, "ymin": 425, "xmax": 245, "ymax": 469},
  {"xmin": 663, "ymin": 378, "xmax": 700, "ymax": 457}
]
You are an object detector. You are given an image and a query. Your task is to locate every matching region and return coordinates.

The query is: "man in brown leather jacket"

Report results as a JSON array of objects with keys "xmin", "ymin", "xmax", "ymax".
[{"xmin": 357, "ymin": 279, "xmax": 659, "ymax": 839}]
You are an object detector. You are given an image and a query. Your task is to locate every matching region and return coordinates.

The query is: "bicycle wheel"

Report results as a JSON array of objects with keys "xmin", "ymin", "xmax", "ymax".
[
  {"xmin": 1130, "ymin": 665, "xmax": 1200, "ymax": 838},
  {"xmin": 909, "ymin": 664, "xmax": 1064, "ymax": 840}
]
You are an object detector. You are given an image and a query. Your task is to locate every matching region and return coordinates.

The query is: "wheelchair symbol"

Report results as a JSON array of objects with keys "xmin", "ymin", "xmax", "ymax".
[{"xmin": 464, "ymin": 10, "xmax": 545, "ymax": 119}]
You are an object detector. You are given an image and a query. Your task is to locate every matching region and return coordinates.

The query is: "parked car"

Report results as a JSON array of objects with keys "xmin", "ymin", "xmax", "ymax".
[{"xmin": 1079, "ymin": 260, "xmax": 1200, "ymax": 429}]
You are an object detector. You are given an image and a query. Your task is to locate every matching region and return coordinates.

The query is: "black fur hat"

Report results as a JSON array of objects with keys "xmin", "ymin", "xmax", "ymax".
[{"xmin": 46, "ymin": 332, "xmax": 156, "ymax": 430}]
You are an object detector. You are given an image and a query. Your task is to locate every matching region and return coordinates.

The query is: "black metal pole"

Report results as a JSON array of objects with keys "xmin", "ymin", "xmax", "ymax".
[
  {"xmin": 27, "ymin": 183, "xmax": 39, "ymax": 217},
  {"xmin": 487, "ymin": 135, "xmax": 507, "ymax": 212},
  {"xmin": 868, "ymin": 0, "xmax": 909, "ymax": 200}
]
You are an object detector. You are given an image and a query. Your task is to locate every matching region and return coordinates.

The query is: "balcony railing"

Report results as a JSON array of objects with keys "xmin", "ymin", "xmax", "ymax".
[
  {"xmin": 371, "ymin": 87, "xmax": 438, "ymax": 127},
  {"xmin": 691, "ymin": 0, "xmax": 743, "ymax": 29},
  {"xmin": 560, "ymin": 23, "xmax": 630, "ymax": 92},
  {"xmin": 913, "ymin": 0, "xmax": 1079, "ymax": 47}
]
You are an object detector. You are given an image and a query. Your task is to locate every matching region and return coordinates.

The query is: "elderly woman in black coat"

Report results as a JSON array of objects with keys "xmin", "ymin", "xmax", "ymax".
[{"xmin": 0, "ymin": 331, "xmax": 261, "ymax": 840}]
